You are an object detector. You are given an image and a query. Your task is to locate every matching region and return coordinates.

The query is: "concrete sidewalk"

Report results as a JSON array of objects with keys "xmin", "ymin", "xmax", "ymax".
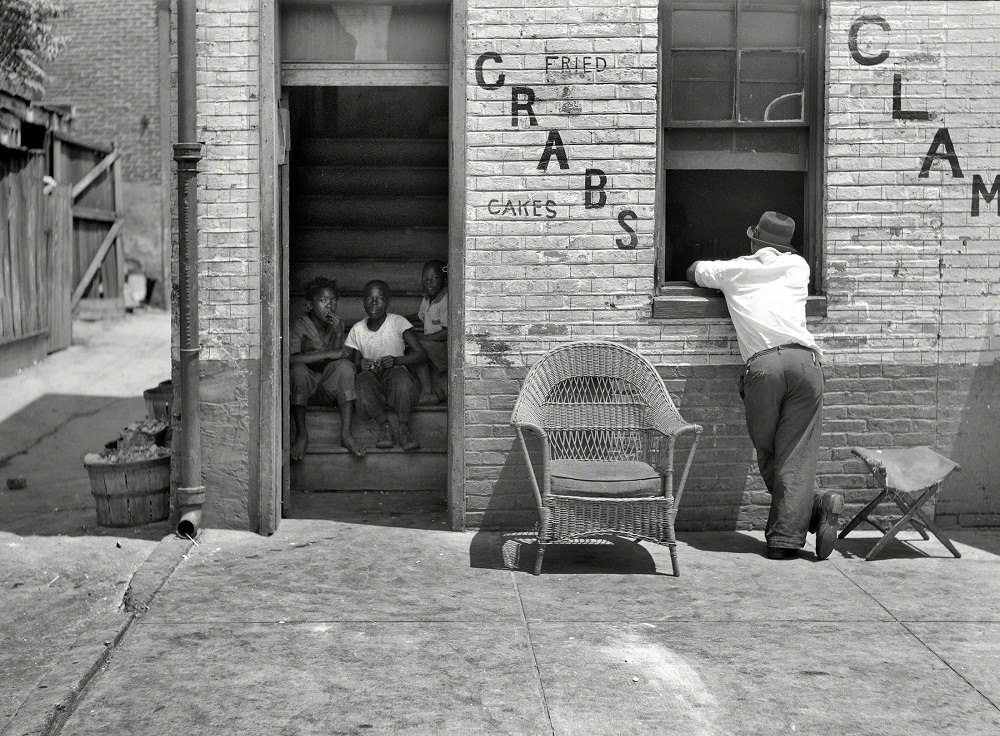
[
  {"xmin": 0, "ymin": 310, "xmax": 173, "ymax": 736},
  {"xmin": 32, "ymin": 494, "xmax": 1000, "ymax": 736}
]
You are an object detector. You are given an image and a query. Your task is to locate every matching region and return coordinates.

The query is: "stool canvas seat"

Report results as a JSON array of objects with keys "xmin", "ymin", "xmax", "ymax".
[{"xmin": 841, "ymin": 446, "xmax": 962, "ymax": 561}]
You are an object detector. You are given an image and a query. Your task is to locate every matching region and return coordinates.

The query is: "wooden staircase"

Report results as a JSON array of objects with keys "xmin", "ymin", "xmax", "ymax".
[{"xmin": 288, "ymin": 133, "xmax": 449, "ymax": 492}]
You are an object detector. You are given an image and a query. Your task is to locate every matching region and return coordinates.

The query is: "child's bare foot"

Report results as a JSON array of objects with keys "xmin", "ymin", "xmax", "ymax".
[
  {"xmin": 342, "ymin": 433, "xmax": 366, "ymax": 457},
  {"xmin": 291, "ymin": 433, "xmax": 308, "ymax": 461},
  {"xmin": 398, "ymin": 424, "xmax": 420, "ymax": 451},
  {"xmin": 375, "ymin": 422, "xmax": 394, "ymax": 449}
]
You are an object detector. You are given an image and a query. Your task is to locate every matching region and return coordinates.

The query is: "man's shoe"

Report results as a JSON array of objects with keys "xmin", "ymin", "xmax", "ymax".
[
  {"xmin": 766, "ymin": 546, "xmax": 798, "ymax": 560},
  {"xmin": 814, "ymin": 491, "xmax": 844, "ymax": 561}
]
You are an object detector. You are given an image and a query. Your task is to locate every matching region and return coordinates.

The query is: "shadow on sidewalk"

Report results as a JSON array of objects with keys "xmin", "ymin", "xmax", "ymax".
[
  {"xmin": 0, "ymin": 393, "xmax": 171, "ymax": 541},
  {"xmin": 468, "ymin": 531, "xmax": 663, "ymax": 574}
]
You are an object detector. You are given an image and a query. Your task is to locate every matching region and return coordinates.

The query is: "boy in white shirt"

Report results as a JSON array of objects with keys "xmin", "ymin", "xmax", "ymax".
[{"xmin": 344, "ymin": 280, "xmax": 426, "ymax": 451}]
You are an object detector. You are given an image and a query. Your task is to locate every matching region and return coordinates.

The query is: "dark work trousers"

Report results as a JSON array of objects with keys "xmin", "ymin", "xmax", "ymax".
[
  {"xmin": 739, "ymin": 346, "xmax": 824, "ymax": 549},
  {"xmin": 356, "ymin": 365, "xmax": 419, "ymax": 427}
]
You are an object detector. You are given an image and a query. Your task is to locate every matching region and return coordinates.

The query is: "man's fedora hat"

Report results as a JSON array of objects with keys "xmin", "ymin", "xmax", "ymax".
[{"xmin": 747, "ymin": 211, "xmax": 798, "ymax": 253}]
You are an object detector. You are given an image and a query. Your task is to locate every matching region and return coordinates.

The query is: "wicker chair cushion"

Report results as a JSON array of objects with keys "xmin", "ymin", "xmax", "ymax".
[{"xmin": 549, "ymin": 459, "xmax": 662, "ymax": 498}]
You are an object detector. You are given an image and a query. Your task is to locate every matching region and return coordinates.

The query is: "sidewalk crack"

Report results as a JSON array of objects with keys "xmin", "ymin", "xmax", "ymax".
[
  {"xmin": 834, "ymin": 564, "xmax": 1000, "ymax": 713},
  {"xmin": 511, "ymin": 573, "xmax": 556, "ymax": 736}
]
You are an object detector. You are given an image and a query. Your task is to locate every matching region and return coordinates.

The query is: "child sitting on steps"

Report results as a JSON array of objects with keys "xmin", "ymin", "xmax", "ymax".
[
  {"xmin": 289, "ymin": 277, "xmax": 364, "ymax": 460},
  {"xmin": 411, "ymin": 260, "xmax": 448, "ymax": 405},
  {"xmin": 344, "ymin": 279, "xmax": 426, "ymax": 452}
]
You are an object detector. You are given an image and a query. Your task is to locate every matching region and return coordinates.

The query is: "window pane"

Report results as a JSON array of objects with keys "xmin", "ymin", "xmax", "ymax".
[
  {"xmin": 739, "ymin": 51, "xmax": 804, "ymax": 121},
  {"xmin": 666, "ymin": 129, "xmax": 732, "ymax": 152},
  {"xmin": 671, "ymin": 51, "xmax": 734, "ymax": 121},
  {"xmin": 672, "ymin": 4, "xmax": 735, "ymax": 48},
  {"xmin": 663, "ymin": 169, "xmax": 805, "ymax": 281},
  {"xmin": 741, "ymin": 1, "xmax": 804, "ymax": 48}
]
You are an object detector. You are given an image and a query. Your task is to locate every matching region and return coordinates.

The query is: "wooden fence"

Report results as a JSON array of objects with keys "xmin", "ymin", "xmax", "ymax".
[
  {"xmin": 0, "ymin": 150, "xmax": 73, "ymax": 375},
  {"xmin": 0, "ymin": 126, "xmax": 122, "ymax": 376},
  {"xmin": 53, "ymin": 131, "xmax": 126, "ymax": 314}
]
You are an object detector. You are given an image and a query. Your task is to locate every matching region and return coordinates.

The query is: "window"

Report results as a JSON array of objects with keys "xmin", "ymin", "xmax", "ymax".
[{"xmin": 657, "ymin": 0, "xmax": 824, "ymax": 293}]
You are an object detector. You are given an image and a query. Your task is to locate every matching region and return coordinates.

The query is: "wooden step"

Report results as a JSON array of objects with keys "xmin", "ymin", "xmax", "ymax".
[
  {"xmin": 290, "ymin": 227, "xmax": 447, "ymax": 261},
  {"xmin": 292, "ymin": 195, "xmax": 448, "ymax": 228},
  {"xmin": 303, "ymin": 405, "xmax": 447, "ymax": 452},
  {"xmin": 291, "ymin": 449, "xmax": 446, "ymax": 491},
  {"xmin": 292, "ymin": 166, "xmax": 448, "ymax": 195},
  {"xmin": 290, "ymin": 260, "xmax": 426, "ymax": 296},
  {"xmin": 290, "ymin": 295, "xmax": 423, "ymax": 326},
  {"xmin": 296, "ymin": 138, "xmax": 448, "ymax": 167}
]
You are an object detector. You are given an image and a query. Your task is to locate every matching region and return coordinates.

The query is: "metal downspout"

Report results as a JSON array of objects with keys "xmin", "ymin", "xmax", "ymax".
[{"xmin": 174, "ymin": 0, "xmax": 204, "ymax": 537}]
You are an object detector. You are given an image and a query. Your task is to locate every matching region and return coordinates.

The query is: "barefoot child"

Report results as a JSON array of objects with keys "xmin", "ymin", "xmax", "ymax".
[
  {"xmin": 411, "ymin": 260, "xmax": 448, "ymax": 405},
  {"xmin": 289, "ymin": 277, "xmax": 364, "ymax": 460},
  {"xmin": 345, "ymin": 280, "xmax": 426, "ymax": 451}
]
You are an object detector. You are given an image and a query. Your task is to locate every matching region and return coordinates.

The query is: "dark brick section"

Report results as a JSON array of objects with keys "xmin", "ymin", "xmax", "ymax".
[
  {"xmin": 43, "ymin": 0, "xmax": 161, "ymax": 183},
  {"xmin": 464, "ymin": 361, "xmax": 969, "ymax": 532}
]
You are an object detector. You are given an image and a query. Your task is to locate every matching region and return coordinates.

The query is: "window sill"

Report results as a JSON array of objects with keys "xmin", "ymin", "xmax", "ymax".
[{"xmin": 651, "ymin": 284, "xmax": 828, "ymax": 321}]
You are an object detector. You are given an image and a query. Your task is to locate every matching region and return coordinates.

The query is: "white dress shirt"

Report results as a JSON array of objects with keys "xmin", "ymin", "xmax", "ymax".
[{"xmin": 693, "ymin": 248, "xmax": 819, "ymax": 363}]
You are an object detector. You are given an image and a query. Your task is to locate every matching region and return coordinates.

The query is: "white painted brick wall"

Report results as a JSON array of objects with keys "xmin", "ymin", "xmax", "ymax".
[
  {"xmin": 462, "ymin": 0, "xmax": 1000, "ymax": 369},
  {"xmin": 821, "ymin": 1, "xmax": 1000, "ymax": 366},
  {"xmin": 174, "ymin": 0, "xmax": 262, "ymax": 362},
  {"xmin": 465, "ymin": 0, "xmax": 659, "ymax": 366}
]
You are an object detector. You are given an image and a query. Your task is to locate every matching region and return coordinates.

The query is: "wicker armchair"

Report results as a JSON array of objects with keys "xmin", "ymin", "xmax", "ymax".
[{"xmin": 511, "ymin": 341, "xmax": 702, "ymax": 576}]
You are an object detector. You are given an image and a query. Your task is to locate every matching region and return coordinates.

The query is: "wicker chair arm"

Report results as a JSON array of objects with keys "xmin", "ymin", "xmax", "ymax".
[
  {"xmin": 649, "ymin": 425, "xmax": 701, "ymax": 511},
  {"xmin": 512, "ymin": 421, "xmax": 550, "ymax": 510},
  {"xmin": 511, "ymin": 419, "xmax": 545, "ymax": 438},
  {"xmin": 668, "ymin": 422, "xmax": 703, "ymax": 439}
]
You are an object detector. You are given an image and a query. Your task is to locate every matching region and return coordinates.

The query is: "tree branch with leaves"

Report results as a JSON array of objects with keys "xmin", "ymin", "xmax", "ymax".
[{"xmin": 0, "ymin": 0, "xmax": 67, "ymax": 98}]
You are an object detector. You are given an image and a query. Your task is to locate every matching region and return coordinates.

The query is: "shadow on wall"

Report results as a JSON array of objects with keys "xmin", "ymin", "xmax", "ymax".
[
  {"xmin": 660, "ymin": 364, "xmax": 757, "ymax": 532},
  {"xmin": 938, "ymin": 358, "xmax": 1000, "ymax": 526}
]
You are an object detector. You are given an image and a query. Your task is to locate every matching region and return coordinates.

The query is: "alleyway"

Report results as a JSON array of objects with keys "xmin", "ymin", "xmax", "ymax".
[{"xmin": 0, "ymin": 310, "xmax": 172, "ymax": 733}]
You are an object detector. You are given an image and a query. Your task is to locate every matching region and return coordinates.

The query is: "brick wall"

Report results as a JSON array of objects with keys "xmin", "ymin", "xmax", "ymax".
[
  {"xmin": 462, "ymin": 0, "xmax": 1000, "ymax": 530},
  {"xmin": 464, "ymin": 0, "xmax": 661, "ymax": 525},
  {"xmin": 822, "ymin": 1, "xmax": 1000, "ymax": 524},
  {"xmin": 45, "ymin": 0, "xmax": 161, "ymax": 182},
  {"xmin": 190, "ymin": 0, "xmax": 262, "ymax": 362},
  {"xmin": 177, "ymin": 1, "xmax": 999, "ymax": 531},
  {"xmin": 171, "ymin": 0, "xmax": 262, "ymax": 529},
  {"xmin": 43, "ymin": 0, "xmax": 168, "ymax": 285}
]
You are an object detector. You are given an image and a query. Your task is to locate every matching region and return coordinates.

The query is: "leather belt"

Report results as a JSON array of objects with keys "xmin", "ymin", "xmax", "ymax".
[{"xmin": 746, "ymin": 343, "xmax": 815, "ymax": 366}]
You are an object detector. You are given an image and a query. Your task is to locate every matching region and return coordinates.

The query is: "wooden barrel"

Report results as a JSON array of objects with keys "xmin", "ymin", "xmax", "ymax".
[
  {"xmin": 143, "ymin": 380, "xmax": 172, "ymax": 422},
  {"xmin": 85, "ymin": 455, "xmax": 170, "ymax": 527}
]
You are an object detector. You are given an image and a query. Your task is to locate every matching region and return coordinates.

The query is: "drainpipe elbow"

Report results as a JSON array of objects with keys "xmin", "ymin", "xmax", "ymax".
[{"xmin": 177, "ymin": 508, "xmax": 202, "ymax": 539}]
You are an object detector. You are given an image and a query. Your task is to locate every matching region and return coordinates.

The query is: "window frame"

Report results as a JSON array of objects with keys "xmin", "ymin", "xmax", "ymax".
[{"xmin": 654, "ymin": 0, "xmax": 827, "ymax": 316}]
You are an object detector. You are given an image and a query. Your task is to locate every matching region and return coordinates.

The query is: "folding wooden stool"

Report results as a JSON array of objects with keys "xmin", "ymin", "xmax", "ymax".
[{"xmin": 840, "ymin": 446, "xmax": 962, "ymax": 561}]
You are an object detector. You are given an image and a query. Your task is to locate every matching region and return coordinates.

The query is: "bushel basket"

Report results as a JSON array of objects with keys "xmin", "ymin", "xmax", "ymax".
[{"xmin": 85, "ymin": 455, "xmax": 170, "ymax": 527}]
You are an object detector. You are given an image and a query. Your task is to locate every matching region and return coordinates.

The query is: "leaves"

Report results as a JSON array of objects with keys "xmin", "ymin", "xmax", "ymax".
[{"xmin": 0, "ymin": 0, "xmax": 68, "ymax": 98}]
